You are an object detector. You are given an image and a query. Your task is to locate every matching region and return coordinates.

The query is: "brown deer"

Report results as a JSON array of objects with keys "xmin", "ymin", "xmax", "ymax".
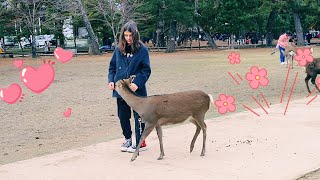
[
  {"xmin": 281, "ymin": 40, "xmax": 296, "ymax": 69},
  {"xmin": 115, "ymin": 76, "xmax": 214, "ymax": 162},
  {"xmin": 305, "ymin": 58, "xmax": 320, "ymax": 93}
]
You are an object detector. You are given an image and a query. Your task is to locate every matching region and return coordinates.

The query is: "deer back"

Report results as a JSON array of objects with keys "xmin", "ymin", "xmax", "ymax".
[{"xmin": 139, "ymin": 90, "xmax": 210, "ymax": 125}]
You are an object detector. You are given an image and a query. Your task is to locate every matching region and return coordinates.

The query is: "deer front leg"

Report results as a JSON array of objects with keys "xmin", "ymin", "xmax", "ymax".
[
  {"xmin": 189, "ymin": 120, "xmax": 201, "ymax": 153},
  {"xmin": 131, "ymin": 122, "xmax": 155, "ymax": 162},
  {"xmin": 155, "ymin": 125, "xmax": 165, "ymax": 160}
]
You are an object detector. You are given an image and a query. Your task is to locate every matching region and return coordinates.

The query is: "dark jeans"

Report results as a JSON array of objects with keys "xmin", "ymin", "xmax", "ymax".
[
  {"xmin": 278, "ymin": 46, "xmax": 285, "ymax": 63},
  {"xmin": 117, "ymin": 98, "xmax": 145, "ymax": 146}
]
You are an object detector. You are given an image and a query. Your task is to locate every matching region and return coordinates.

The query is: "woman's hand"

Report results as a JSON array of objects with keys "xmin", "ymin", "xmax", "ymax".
[
  {"xmin": 129, "ymin": 83, "xmax": 138, "ymax": 92},
  {"xmin": 108, "ymin": 82, "xmax": 115, "ymax": 90}
]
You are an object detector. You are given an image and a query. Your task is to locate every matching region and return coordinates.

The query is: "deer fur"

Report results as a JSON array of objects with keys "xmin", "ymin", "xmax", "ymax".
[
  {"xmin": 115, "ymin": 76, "xmax": 214, "ymax": 162},
  {"xmin": 281, "ymin": 42, "xmax": 296, "ymax": 69},
  {"xmin": 305, "ymin": 57, "xmax": 320, "ymax": 93}
]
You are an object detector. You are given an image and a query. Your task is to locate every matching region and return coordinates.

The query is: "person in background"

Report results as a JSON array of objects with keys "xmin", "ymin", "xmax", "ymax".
[{"xmin": 276, "ymin": 32, "xmax": 290, "ymax": 65}]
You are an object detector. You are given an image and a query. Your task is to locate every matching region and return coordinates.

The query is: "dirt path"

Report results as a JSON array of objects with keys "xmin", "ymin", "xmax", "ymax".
[{"xmin": 0, "ymin": 47, "xmax": 319, "ymax": 172}]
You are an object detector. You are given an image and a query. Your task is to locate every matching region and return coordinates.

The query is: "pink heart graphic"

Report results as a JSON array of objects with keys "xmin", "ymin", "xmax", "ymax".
[
  {"xmin": 63, "ymin": 108, "xmax": 72, "ymax": 118},
  {"xmin": 14, "ymin": 60, "xmax": 24, "ymax": 68},
  {"xmin": 54, "ymin": 47, "xmax": 73, "ymax": 63},
  {"xmin": 0, "ymin": 84, "xmax": 22, "ymax": 104},
  {"xmin": 20, "ymin": 63, "xmax": 55, "ymax": 94}
]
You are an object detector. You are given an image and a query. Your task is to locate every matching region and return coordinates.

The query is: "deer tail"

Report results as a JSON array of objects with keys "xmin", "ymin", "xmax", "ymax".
[{"xmin": 208, "ymin": 94, "xmax": 215, "ymax": 107}]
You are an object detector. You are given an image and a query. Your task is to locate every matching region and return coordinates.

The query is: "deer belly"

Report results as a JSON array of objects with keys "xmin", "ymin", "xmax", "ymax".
[{"xmin": 158, "ymin": 116, "xmax": 193, "ymax": 126}]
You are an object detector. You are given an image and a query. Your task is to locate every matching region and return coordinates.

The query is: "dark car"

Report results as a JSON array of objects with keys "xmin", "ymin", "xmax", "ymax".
[{"xmin": 99, "ymin": 45, "xmax": 115, "ymax": 52}]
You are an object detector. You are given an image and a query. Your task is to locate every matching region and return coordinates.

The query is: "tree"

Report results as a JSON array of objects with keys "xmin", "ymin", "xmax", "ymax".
[
  {"xmin": 87, "ymin": 0, "xmax": 148, "ymax": 46},
  {"xmin": 278, "ymin": 0, "xmax": 320, "ymax": 46},
  {"xmin": 41, "ymin": 0, "xmax": 74, "ymax": 48},
  {"xmin": 197, "ymin": 0, "xmax": 220, "ymax": 48},
  {"xmin": 76, "ymin": 0, "xmax": 100, "ymax": 55},
  {"xmin": 0, "ymin": 0, "xmax": 15, "ymax": 43},
  {"xmin": 9, "ymin": 0, "xmax": 50, "ymax": 58}
]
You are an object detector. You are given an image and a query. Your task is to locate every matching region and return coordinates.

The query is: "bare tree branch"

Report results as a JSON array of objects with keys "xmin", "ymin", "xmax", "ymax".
[{"xmin": 87, "ymin": 0, "xmax": 150, "ymax": 45}]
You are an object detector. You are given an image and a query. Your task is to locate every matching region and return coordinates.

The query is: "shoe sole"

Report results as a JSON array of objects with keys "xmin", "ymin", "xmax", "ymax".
[
  {"xmin": 121, "ymin": 147, "xmax": 130, "ymax": 152},
  {"xmin": 127, "ymin": 147, "xmax": 147, "ymax": 153}
]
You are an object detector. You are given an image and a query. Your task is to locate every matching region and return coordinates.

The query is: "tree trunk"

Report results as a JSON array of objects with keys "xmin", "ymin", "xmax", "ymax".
[
  {"xmin": 31, "ymin": 34, "xmax": 37, "ymax": 58},
  {"xmin": 165, "ymin": 39, "xmax": 175, "ymax": 53},
  {"xmin": 266, "ymin": 9, "xmax": 277, "ymax": 46},
  {"xmin": 230, "ymin": 33, "xmax": 234, "ymax": 49},
  {"xmin": 203, "ymin": 31, "xmax": 217, "ymax": 49},
  {"xmin": 196, "ymin": 26, "xmax": 200, "ymax": 49},
  {"xmin": 293, "ymin": 12, "xmax": 304, "ymax": 46},
  {"xmin": 166, "ymin": 20, "xmax": 177, "ymax": 52},
  {"xmin": 76, "ymin": 0, "xmax": 100, "ymax": 55},
  {"xmin": 18, "ymin": 41, "xmax": 25, "ymax": 57}
]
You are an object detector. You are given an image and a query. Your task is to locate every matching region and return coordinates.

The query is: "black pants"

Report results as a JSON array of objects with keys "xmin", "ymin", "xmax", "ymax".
[{"xmin": 117, "ymin": 98, "xmax": 145, "ymax": 145}]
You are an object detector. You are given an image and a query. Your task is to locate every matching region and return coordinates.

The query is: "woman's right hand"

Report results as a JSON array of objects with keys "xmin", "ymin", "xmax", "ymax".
[{"xmin": 108, "ymin": 82, "xmax": 115, "ymax": 90}]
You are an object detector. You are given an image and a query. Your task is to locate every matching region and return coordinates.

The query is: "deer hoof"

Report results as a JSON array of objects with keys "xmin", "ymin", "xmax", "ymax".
[
  {"xmin": 157, "ymin": 157, "xmax": 164, "ymax": 160},
  {"xmin": 200, "ymin": 152, "xmax": 205, "ymax": 156},
  {"xmin": 131, "ymin": 155, "xmax": 137, "ymax": 162},
  {"xmin": 190, "ymin": 146, "xmax": 194, "ymax": 153}
]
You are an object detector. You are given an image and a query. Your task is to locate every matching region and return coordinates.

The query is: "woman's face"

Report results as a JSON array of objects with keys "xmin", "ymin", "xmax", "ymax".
[{"xmin": 124, "ymin": 31, "xmax": 133, "ymax": 45}]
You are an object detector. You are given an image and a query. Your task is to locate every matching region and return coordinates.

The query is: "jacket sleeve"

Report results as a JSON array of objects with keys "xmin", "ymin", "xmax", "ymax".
[
  {"xmin": 132, "ymin": 48, "xmax": 151, "ymax": 88},
  {"xmin": 108, "ymin": 50, "xmax": 117, "ymax": 83}
]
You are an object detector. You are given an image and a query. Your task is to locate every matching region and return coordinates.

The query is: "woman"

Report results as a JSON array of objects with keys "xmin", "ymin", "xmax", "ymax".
[
  {"xmin": 276, "ymin": 32, "xmax": 290, "ymax": 65},
  {"xmin": 108, "ymin": 20, "xmax": 151, "ymax": 153}
]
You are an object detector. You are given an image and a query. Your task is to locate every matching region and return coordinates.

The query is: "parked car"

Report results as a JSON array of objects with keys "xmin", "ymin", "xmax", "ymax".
[
  {"xmin": 3, "ymin": 36, "xmax": 15, "ymax": 47},
  {"xmin": 99, "ymin": 45, "xmax": 115, "ymax": 52},
  {"xmin": 20, "ymin": 37, "xmax": 31, "ymax": 48}
]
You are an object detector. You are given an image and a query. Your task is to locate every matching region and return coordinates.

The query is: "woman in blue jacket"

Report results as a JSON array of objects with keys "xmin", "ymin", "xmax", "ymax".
[{"xmin": 108, "ymin": 20, "xmax": 151, "ymax": 153}]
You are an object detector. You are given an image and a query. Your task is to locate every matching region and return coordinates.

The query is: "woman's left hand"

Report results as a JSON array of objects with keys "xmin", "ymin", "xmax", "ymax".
[{"xmin": 129, "ymin": 83, "xmax": 138, "ymax": 92}]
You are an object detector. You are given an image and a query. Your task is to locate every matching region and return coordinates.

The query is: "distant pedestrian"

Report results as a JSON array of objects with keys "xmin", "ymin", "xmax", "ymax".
[{"xmin": 276, "ymin": 32, "xmax": 290, "ymax": 65}]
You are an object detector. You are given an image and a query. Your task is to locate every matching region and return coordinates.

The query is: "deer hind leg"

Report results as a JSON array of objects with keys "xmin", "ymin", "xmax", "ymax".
[
  {"xmin": 312, "ymin": 74, "xmax": 320, "ymax": 92},
  {"xmin": 305, "ymin": 74, "xmax": 312, "ymax": 93},
  {"xmin": 192, "ymin": 113, "xmax": 207, "ymax": 156},
  {"xmin": 291, "ymin": 55, "xmax": 294, "ymax": 69},
  {"xmin": 155, "ymin": 125, "xmax": 165, "ymax": 160},
  {"xmin": 189, "ymin": 119, "xmax": 201, "ymax": 153},
  {"xmin": 131, "ymin": 122, "xmax": 155, "ymax": 162},
  {"xmin": 311, "ymin": 73, "xmax": 319, "ymax": 91}
]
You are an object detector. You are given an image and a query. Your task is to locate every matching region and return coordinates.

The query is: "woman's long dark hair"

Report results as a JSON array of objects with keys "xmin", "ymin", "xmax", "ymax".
[{"xmin": 118, "ymin": 20, "xmax": 141, "ymax": 55}]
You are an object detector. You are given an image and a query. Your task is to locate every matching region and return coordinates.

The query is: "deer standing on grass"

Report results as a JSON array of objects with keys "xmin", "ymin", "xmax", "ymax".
[
  {"xmin": 115, "ymin": 76, "xmax": 214, "ymax": 162},
  {"xmin": 281, "ymin": 39, "xmax": 296, "ymax": 69}
]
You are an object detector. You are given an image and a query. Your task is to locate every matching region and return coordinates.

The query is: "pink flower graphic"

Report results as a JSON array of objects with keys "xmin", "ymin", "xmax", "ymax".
[
  {"xmin": 294, "ymin": 48, "xmax": 314, "ymax": 66},
  {"xmin": 246, "ymin": 66, "xmax": 269, "ymax": 89},
  {"xmin": 317, "ymin": 78, "xmax": 320, "ymax": 90},
  {"xmin": 215, "ymin": 94, "xmax": 236, "ymax": 114},
  {"xmin": 228, "ymin": 52, "xmax": 241, "ymax": 64}
]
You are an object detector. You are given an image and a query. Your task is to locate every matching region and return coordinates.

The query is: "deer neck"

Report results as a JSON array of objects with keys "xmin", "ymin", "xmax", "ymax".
[{"xmin": 117, "ymin": 85, "xmax": 145, "ymax": 112}]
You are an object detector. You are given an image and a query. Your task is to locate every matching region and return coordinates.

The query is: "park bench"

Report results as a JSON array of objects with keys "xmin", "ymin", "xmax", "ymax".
[{"xmin": 0, "ymin": 52, "xmax": 14, "ymax": 58}]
